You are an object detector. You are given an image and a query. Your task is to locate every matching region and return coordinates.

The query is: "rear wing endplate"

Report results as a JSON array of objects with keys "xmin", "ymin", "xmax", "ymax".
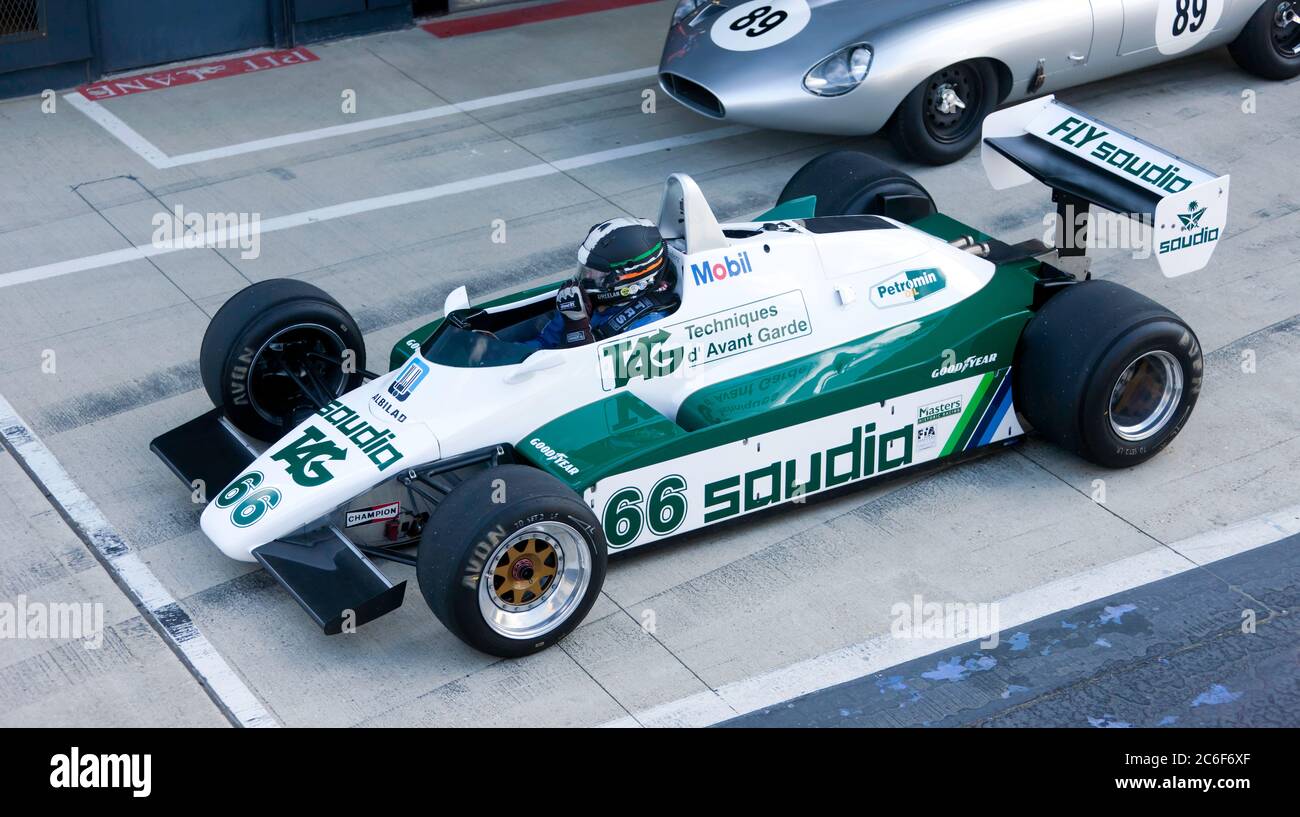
[{"xmin": 982, "ymin": 96, "xmax": 1230, "ymax": 278}]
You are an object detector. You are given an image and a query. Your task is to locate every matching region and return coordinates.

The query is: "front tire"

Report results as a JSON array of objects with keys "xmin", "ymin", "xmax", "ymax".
[
  {"xmin": 417, "ymin": 465, "xmax": 607, "ymax": 658},
  {"xmin": 1228, "ymin": 1, "xmax": 1300, "ymax": 80},
  {"xmin": 888, "ymin": 60, "xmax": 1000, "ymax": 166},
  {"xmin": 1015, "ymin": 281, "xmax": 1203, "ymax": 468},
  {"xmin": 200, "ymin": 278, "xmax": 365, "ymax": 441}
]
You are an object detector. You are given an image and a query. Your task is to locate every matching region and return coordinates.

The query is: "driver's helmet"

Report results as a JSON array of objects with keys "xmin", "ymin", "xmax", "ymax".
[{"xmin": 576, "ymin": 218, "xmax": 670, "ymax": 306}]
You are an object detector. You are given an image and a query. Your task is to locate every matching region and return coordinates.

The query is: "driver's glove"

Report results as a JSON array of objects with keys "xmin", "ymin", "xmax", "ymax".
[{"xmin": 556, "ymin": 283, "xmax": 594, "ymax": 347}]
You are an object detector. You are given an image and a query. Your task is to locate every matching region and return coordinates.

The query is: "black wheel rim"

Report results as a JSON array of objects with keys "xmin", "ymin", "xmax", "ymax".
[
  {"xmin": 923, "ymin": 64, "xmax": 984, "ymax": 145},
  {"xmin": 1273, "ymin": 2, "xmax": 1300, "ymax": 58},
  {"xmin": 248, "ymin": 323, "xmax": 350, "ymax": 427}
]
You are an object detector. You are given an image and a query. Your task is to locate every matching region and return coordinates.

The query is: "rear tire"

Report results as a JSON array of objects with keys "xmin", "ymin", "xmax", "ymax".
[
  {"xmin": 1015, "ymin": 281, "xmax": 1203, "ymax": 468},
  {"xmin": 1228, "ymin": 1, "xmax": 1300, "ymax": 80},
  {"xmin": 888, "ymin": 60, "xmax": 1000, "ymax": 166},
  {"xmin": 417, "ymin": 465, "xmax": 607, "ymax": 658},
  {"xmin": 776, "ymin": 151, "xmax": 936, "ymax": 223},
  {"xmin": 200, "ymin": 278, "xmax": 365, "ymax": 441}
]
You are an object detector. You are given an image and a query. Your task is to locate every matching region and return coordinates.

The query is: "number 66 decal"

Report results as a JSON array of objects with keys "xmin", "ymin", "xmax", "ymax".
[
  {"xmin": 602, "ymin": 475, "xmax": 689, "ymax": 548},
  {"xmin": 215, "ymin": 471, "xmax": 283, "ymax": 528},
  {"xmin": 711, "ymin": 0, "xmax": 811, "ymax": 52},
  {"xmin": 1156, "ymin": 0, "xmax": 1224, "ymax": 55}
]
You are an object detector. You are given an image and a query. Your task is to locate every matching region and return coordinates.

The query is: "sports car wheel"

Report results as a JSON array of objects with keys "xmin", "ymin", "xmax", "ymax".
[
  {"xmin": 417, "ymin": 465, "xmax": 607, "ymax": 658},
  {"xmin": 1014, "ymin": 281, "xmax": 1203, "ymax": 468},
  {"xmin": 889, "ymin": 61, "xmax": 999, "ymax": 166},
  {"xmin": 775, "ymin": 151, "xmax": 936, "ymax": 223},
  {"xmin": 200, "ymin": 278, "xmax": 365, "ymax": 441},
  {"xmin": 1229, "ymin": 0, "xmax": 1300, "ymax": 80}
]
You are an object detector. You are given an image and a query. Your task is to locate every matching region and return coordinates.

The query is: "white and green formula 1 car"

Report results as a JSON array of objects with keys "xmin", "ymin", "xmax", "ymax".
[{"xmin": 152, "ymin": 97, "xmax": 1229, "ymax": 657}]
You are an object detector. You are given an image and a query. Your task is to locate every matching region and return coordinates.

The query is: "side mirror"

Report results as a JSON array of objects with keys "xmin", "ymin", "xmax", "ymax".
[
  {"xmin": 443, "ymin": 285, "xmax": 469, "ymax": 316},
  {"xmin": 504, "ymin": 351, "xmax": 566, "ymax": 384}
]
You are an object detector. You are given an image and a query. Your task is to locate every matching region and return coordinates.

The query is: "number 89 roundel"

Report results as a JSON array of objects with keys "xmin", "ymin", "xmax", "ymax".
[
  {"xmin": 710, "ymin": 0, "xmax": 811, "ymax": 52},
  {"xmin": 1158, "ymin": 0, "xmax": 1225, "ymax": 54}
]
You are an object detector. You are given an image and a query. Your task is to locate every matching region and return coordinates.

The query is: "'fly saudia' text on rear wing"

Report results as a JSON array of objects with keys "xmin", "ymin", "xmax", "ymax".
[{"xmin": 982, "ymin": 96, "xmax": 1230, "ymax": 278}]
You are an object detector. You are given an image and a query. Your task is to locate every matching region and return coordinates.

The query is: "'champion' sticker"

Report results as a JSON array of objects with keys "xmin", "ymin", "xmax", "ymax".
[{"xmin": 345, "ymin": 501, "xmax": 401, "ymax": 528}]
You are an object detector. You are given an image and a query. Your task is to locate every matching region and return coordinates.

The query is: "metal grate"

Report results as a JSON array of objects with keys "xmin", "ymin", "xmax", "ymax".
[{"xmin": 0, "ymin": 0, "xmax": 42, "ymax": 41}]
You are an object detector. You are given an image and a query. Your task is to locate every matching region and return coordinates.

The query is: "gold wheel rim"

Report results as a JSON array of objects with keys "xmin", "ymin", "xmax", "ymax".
[{"xmin": 492, "ymin": 537, "xmax": 559, "ymax": 607}]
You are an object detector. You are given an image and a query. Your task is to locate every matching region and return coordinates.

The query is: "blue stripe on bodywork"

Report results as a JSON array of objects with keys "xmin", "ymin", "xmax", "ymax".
[{"xmin": 970, "ymin": 375, "xmax": 1014, "ymax": 450}]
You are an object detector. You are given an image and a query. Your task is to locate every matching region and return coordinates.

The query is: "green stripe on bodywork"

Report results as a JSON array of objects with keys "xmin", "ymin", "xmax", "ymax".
[
  {"xmin": 675, "ymin": 250, "xmax": 1035, "ymax": 432},
  {"xmin": 940, "ymin": 370, "xmax": 999, "ymax": 457},
  {"xmin": 525, "ymin": 251, "xmax": 1038, "ymax": 490},
  {"xmin": 755, "ymin": 196, "xmax": 818, "ymax": 222},
  {"xmin": 518, "ymin": 392, "xmax": 686, "ymax": 489},
  {"xmin": 433, "ymin": 212, "xmax": 1044, "ymax": 492}
]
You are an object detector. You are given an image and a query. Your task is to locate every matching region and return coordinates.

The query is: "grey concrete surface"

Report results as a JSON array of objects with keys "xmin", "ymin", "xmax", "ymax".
[
  {"xmin": 0, "ymin": 4, "xmax": 1296, "ymax": 726},
  {"xmin": 0, "ymin": 450, "xmax": 226, "ymax": 727}
]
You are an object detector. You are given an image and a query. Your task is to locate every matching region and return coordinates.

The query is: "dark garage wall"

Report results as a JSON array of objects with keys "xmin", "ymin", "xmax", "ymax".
[
  {"xmin": 0, "ymin": 0, "xmax": 94, "ymax": 98},
  {"xmin": 93, "ymin": 0, "xmax": 274, "ymax": 74},
  {"xmin": 0, "ymin": 0, "xmax": 417, "ymax": 99}
]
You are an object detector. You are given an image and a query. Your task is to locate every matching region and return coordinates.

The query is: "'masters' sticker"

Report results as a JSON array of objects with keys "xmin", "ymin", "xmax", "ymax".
[{"xmin": 711, "ymin": 0, "xmax": 811, "ymax": 52}]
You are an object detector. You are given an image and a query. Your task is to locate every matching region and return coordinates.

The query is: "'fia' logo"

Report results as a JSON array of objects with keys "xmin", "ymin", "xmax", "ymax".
[{"xmin": 389, "ymin": 358, "xmax": 429, "ymax": 402}]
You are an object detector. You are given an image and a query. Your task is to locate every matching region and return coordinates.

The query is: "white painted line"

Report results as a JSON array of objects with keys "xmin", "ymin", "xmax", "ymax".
[
  {"xmin": 63, "ymin": 92, "xmax": 172, "ymax": 168},
  {"xmin": 602, "ymin": 506, "xmax": 1300, "ymax": 728},
  {"xmin": 163, "ymin": 66, "xmax": 660, "ymax": 166},
  {"xmin": 0, "ymin": 125, "xmax": 751, "ymax": 290},
  {"xmin": 0, "ymin": 393, "xmax": 277, "ymax": 728},
  {"xmin": 66, "ymin": 66, "xmax": 658, "ymax": 169},
  {"xmin": 1168, "ymin": 505, "xmax": 1300, "ymax": 566}
]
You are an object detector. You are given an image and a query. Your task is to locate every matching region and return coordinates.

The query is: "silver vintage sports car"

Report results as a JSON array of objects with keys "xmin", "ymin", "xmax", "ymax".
[{"xmin": 659, "ymin": 0, "xmax": 1300, "ymax": 164}]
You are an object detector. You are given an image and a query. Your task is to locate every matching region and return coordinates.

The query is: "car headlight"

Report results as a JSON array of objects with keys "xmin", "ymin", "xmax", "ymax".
[
  {"xmin": 671, "ymin": 0, "xmax": 712, "ymax": 25},
  {"xmin": 803, "ymin": 44, "xmax": 873, "ymax": 97}
]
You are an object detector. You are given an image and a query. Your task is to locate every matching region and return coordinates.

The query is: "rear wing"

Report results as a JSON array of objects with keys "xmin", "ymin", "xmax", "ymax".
[{"xmin": 982, "ymin": 96, "xmax": 1230, "ymax": 278}]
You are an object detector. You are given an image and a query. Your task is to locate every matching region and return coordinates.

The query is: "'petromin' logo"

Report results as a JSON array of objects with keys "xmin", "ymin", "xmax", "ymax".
[
  {"xmin": 1161, "ymin": 199, "xmax": 1220, "ymax": 256},
  {"xmin": 871, "ymin": 268, "xmax": 946, "ymax": 309},
  {"xmin": 689, "ymin": 252, "xmax": 754, "ymax": 286},
  {"xmin": 1044, "ymin": 116, "xmax": 1194, "ymax": 195}
]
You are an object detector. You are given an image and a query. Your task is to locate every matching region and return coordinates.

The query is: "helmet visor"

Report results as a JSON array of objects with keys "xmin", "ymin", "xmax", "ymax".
[{"xmin": 577, "ymin": 263, "xmax": 656, "ymax": 304}]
